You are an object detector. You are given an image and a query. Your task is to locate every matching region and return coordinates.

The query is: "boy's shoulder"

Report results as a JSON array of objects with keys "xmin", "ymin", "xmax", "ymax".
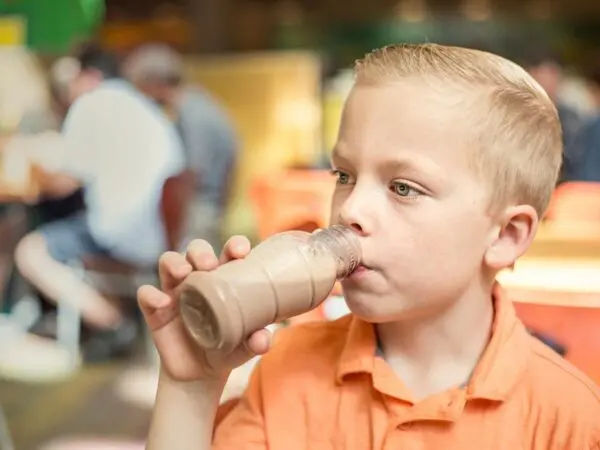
[{"xmin": 522, "ymin": 335, "xmax": 600, "ymax": 427}]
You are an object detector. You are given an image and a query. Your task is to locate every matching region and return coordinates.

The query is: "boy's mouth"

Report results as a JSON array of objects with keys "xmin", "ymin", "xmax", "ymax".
[
  {"xmin": 349, "ymin": 263, "xmax": 373, "ymax": 277},
  {"xmin": 358, "ymin": 263, "xmax": 372, "ymax": 270}
]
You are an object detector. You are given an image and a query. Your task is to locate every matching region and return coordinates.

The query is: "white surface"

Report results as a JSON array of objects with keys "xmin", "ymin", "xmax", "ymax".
[
  {"xmin": 39, "ymin": 438, "xmax": 144, "ymax": 450},
  {"xmin": 497, "ymin": 259, "xmax": 600, "ymax": 294},
  {"xmin": 0, "ymin": 315, "xmax": 80, "ymax": 383},
  {"xmin": 0, "ymin": 144, "xmax": 30, "ymax": 187},
  {"xmin": 322, "ymin": 295, "xmax": 350, "ymax": 320}
]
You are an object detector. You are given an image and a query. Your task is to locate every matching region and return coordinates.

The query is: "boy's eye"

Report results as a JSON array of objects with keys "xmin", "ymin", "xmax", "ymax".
[
  {"xmin": 331, "ymin": 170, "xmax": 351, "ymax": 185},
  {"xmin": 391, "ymin": 181, "xmax": 421, "ymax": 197}
]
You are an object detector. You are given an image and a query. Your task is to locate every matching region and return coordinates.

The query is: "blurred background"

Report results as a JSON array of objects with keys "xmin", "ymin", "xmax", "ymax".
[{"xmin": 1, "ymin": 0, "xmax": 600, "ymax": 449}]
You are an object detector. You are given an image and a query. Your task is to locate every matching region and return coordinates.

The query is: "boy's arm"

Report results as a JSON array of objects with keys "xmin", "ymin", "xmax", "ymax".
[
  {"xmin": 147, "ymin": 362, "xmax": 267, "ymax": 450},
  {"xmin": 147, "ymin": 372, "xmax": 225, "ymax": 450}
]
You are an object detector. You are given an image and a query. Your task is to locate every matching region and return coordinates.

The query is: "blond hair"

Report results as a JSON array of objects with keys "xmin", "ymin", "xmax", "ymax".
[{"xmin": 354, "ymin": 43, "xmax": 562, "ymax": 217}]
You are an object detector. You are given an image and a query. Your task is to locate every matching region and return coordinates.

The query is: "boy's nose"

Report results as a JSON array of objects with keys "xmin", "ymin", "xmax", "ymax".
[{"xmin": 337, "ymin": 193, "xmax": 373, "ymax": 237}]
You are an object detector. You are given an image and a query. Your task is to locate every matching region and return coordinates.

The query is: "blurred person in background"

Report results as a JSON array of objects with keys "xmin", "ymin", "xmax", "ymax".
[
  {"xmin": 13, "ymin": 43, "xmax": 184, "ymax": 362},
  {"xmin": 522, "ymin": 47, "xmax": 584, "ymax": 183},
  {"xmin": 561, "ymin": 60, "xmax": 600, "ymax": 182},
  {"xmin": 124, "ymin": 44, "xmax": 238, "ymax": 252}
]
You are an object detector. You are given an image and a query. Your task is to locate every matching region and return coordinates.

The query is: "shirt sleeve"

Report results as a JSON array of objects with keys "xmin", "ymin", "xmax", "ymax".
[{"xmin": 212, "ymin": 361, "xmax": 267, "ymax": 450}]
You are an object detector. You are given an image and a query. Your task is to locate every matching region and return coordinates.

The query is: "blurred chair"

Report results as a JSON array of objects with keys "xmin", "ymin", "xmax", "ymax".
[
  {"xmin": 515, "ymin": 181, "xmax": 600, "ymax": 363},
  {"xmin": 545, "ymin": 182, "xmax": 600, "ymax": 222},
  {"xmin": 161, "ymin": 170, "xmax": 196, "ymax": 251},
  {"xmin": 58, "ymin": 170, "xmax": 196, "ymax": 358},
  {"xmin": 250, "ymin": 169, "xmax": 334, "ymax": 240},
  {"xmin": 515, "ymin": 302, "xmax": 600, "ymax": 384}
]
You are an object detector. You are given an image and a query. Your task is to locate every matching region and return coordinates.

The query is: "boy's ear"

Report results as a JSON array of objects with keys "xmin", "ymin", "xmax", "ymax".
[{"xmin": 484, "ymin": 205, "xmax": 538, "ymax": 271}]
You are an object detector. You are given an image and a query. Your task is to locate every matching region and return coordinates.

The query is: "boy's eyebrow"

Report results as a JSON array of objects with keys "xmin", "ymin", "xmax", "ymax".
[
  {"xmin": 383, "ymin": 158, "xmax": 443, "ymax": 178},
  {"xmin": 331, "ymin": 146, "xmax": 443, "ymax": 179},
  {"xmin": 330, "ymin": 147, "xmax": 349, "ymax": 167}
]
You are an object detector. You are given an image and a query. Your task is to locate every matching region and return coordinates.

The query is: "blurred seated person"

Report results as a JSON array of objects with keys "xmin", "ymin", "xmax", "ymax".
[
  {"xmin": 556, "ymin": 61, "xmax": 600, "ymax": 183},
  {"xmin": 124, "ymin": 44, "xmax": 238, "ymax": 252},
  {"xmin": 13, "ymin": 44, "xmax": 184, "ymax": 361},
  {"xmin": 522, "ymin": 47, "xmax": 584, "ymax": 183}
]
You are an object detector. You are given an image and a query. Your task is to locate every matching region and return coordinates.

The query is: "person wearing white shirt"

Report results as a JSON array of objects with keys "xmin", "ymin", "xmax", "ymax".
[{"xmin": 14, "ymin": 45, "xmax": 184, "ymax": 361}]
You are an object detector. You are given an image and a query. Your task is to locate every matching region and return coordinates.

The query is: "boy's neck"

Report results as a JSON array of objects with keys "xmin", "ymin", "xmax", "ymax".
[{"xmin": 376, "ymin": 281, "xmax": 495, "ymax": 401}]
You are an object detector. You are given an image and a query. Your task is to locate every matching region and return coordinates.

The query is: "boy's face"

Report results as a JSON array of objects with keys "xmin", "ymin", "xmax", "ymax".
[{"xmin": 330, "ymin": 79, "xmax": 513, "ymax": 323}]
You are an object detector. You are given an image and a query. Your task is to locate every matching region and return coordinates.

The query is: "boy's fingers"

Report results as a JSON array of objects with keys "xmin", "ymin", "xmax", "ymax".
[
  {"xmin": 219, "ymin": 328, "xmax": 272, "ymax": 371},
  {"xmin": 158, "ymin": 252, "xmax": 192, "ymax": 292},
  {"xmin": 186, "ymin": 239, "xmax": 219, "ymax": 271},
  {"xmin": 137, "ymin": 284, "xmax": 171, "ymax": 316},
  {"xmin": 219, "ymin": 235, "xmax": 251, "ymax": 264},
  {"xmin": 245, "ymin": 328, "xmax": 272, "ymax": 355}
]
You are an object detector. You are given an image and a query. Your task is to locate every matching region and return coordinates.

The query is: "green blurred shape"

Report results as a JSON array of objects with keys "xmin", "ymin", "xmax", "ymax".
[{"xmin": 0, "ymin": 0, "xmax": 104, "ymax": 53}]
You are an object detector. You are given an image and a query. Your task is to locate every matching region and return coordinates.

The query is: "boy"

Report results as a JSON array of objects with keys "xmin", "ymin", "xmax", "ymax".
[{"xmin": 138, "ymin": 44, "xmax": 600, "ymax": 449}]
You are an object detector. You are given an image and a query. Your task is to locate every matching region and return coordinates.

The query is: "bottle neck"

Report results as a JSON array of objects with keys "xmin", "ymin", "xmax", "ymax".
[{"xmin": 309, "ymin": 226, "xmax": 361, "ymax": 279}]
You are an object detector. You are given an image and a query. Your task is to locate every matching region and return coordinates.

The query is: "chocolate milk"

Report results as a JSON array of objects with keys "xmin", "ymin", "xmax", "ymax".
[{"xmin": 179, "ymin": 225, "xmax": 361, "ymax": 354}]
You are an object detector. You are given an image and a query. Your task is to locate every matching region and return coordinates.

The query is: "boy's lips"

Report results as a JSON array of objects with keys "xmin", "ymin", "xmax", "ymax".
[
  {"xmin": 358, "ymin": 263, "xmax": 373, "ymax": 271},
  {"xmin": 348, "ymin": 263, "xmax": 374, "ymax": 279}
]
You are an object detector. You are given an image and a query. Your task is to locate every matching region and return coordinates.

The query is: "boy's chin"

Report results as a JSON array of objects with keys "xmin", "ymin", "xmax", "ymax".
[
  {"xmin": 345, "ymin": 292, "xmax": 429, "ymax": 324},
  {"xmin": 345, "ymin": 294, "xmax": 407, "ymax": 324}
]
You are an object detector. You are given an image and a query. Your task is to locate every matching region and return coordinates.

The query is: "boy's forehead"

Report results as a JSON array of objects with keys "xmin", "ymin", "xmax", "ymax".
[
  {"xmin": 344, "ymin": 79, "xmax": 472, "ymax": 122},
  {"xmin": 335, "ymin": 81, "xmax": 475, "ymax": 167}
]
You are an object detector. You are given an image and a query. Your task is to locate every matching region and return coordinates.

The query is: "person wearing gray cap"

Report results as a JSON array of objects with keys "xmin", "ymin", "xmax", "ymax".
[{"xmin": 124, "ymin": 44, "xmax": 238, "ymax": 252}]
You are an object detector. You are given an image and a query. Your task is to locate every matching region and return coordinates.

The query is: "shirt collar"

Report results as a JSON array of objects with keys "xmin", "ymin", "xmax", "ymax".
[{"xmin": 466, "ymin": 284, "xmax": 531, "ymax": 401}]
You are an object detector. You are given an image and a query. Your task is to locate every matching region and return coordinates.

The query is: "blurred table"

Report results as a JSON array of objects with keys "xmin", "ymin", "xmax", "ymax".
[
  {"xmin": 499, "ymin": 221, "xmax": 600, "ymax": 308},
  {"xmin": 0, "ymin": 158, "xmax": 40, "ymax": 203},
  {"xmin": 0, "ymin": 136, "xmax": 42, "ymax": 203},
  {"xmin": 525, "ymin": 221, "xmax": 600, "ymax": 259}
]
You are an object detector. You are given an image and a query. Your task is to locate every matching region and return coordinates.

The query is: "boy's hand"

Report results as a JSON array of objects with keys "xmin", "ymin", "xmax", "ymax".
[{"xmin": 137, "ymin": 236, "xmax": 272, "ymax": 382}]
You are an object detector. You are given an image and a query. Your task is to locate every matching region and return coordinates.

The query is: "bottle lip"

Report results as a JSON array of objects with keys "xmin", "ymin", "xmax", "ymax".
[{"xmin": 312, "ymin": 225, "xmax": 362, "ymax": 278}]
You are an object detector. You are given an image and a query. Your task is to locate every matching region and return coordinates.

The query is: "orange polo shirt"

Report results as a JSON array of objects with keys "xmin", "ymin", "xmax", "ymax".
[{"xmin": 213, "ymin": 287, "xmax": 600, "ymax": 449}]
